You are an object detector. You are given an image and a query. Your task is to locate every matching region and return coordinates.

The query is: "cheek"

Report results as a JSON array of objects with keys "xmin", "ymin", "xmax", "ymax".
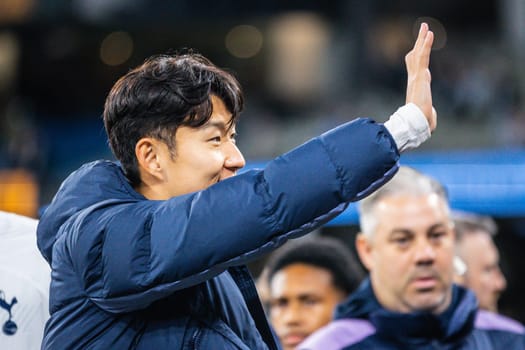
[
  {"xmin": 480, "ymin": 273, "xmax": 494, "ymax": 287},
  {"xmin": 270, "ymin": 307, "xmax": 289, "ymax": 328},
  {"xmin": 436, "ymin": 246, "xmax": 456, "ymax": 276},
  {"xmin": 189, "ymin": 151, "xmax": 224, "ymax": 176},
  {"xmin": 269, "ymin": 311, "xmax": 281, "ymax": 325},
  {"xmin": 375, "ymin": 248, "xmax": 408, "ymax": 277},
  {"xmin": 310, "ymin": 303, "xmax": 336, "ymax": 327}
]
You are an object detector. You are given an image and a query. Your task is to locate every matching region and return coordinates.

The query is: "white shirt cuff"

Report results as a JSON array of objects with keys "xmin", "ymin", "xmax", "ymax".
[{"xmin": 384, "ymin": 103, "xmax": 430, "ymax": 152}]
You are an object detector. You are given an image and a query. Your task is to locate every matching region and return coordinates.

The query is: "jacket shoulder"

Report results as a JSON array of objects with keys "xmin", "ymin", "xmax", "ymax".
[
  {"xmin": 471, "ymin": 310, "xmax": 525, "ymax": 349},
  {"xmin": 475, "ymin": 310, "xmax": 525, "ymax": 334},
  {"xmin": 298, "ymin": 318, "xmax": 375, "ymax": 350}
]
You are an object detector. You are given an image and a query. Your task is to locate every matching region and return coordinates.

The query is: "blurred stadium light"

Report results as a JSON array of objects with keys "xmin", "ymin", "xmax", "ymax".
[{"xmin": 0, "ymin": 168, "xmax": 38, "ymax": 217}]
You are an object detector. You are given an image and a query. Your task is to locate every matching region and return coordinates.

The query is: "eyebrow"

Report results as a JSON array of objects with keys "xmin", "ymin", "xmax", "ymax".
[
  {"xmin": 270, "ymin": 292, "xmax": 320, "ymax": 301},
  {"xmin": 389, "ymin": 229, "xmax": 413, "ymax": 236},
  {"xmin": 201, "ymin": 121, "xmax": 236, "ymax": 133},
  {"xmin": 389, "ymin": 223, "xmax": 448, "ymax": 237},
  {"xmin": 427, "ymin": 223, "xmax": 448, "ymax": 231}
]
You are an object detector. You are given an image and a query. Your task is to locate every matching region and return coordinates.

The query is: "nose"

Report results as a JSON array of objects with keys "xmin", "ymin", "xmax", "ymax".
[
  {"xmin": 494, "ymin": 268, "xmax": 507, "ymax": 292},
  {"xmin": 281, "ymin": 302, "xmax": 302, "ymax": 326},
  {"xmin": 414, "ymin": 239, "xmax": 436, "ymax": 265},
  {"xmin": 224, "ymin": 142, "xmax": 245, "ymax": 173}
]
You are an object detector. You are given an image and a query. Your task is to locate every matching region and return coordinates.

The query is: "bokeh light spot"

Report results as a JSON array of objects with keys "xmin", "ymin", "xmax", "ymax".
[
  {"xmin": 414, "ymin": 17, "xmax": 447, "ymax": 50},
  {"xmin": 225, "ymin": 25, "xmax": 263, "ymax": 59},
  {"xmin": 100, "ymin": 31, "xmax": 133, "ymax": 66}
]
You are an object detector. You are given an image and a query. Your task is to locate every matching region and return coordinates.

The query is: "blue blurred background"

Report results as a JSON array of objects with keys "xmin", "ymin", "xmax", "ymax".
[{"xmin": 0, "ymin": 0, "xmax": 525, "ymax": 321}]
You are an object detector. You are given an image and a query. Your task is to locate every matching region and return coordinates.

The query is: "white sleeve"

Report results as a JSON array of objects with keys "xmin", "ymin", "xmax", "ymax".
[{"xmin": 384, "ymin": 103, "xmax": 430, "ymax": 152}]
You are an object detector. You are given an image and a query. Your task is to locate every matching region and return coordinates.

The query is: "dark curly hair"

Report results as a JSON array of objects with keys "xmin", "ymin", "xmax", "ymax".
[
  {"xmin": 103, "ymin": 52, "xmax": 244, "ymax": 185},
  {"xmin": 266, "ymin": 237, "xmax": 364, "ymax": 295}
]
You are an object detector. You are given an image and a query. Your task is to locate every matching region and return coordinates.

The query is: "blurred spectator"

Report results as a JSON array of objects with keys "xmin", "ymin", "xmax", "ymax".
[
  {"xmin": 453, "ymin": 212, "xmax": 507, "ymax": 313},
  {"xmin": 0, "ymin": 31, "xmax": 44, "ymax": 175},
  {"xmin": 0, "ymin": 31, "xmax": 20, "ymax": 165},
  {"xmin": 265, "ymin": 237, "xmax": 364, "ymax": 350},
  {"xmin": 0, "ymin": 210, "xmax": 50, "ymax": 350},
  {"xmin": 300, "ymin": 167, "xmax": 525, "ymax": 350}
]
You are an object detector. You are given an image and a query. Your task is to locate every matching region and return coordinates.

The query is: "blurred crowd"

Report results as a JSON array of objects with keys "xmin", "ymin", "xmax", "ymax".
[{"xmin": 0, "ymin": 2, "xmax": 525, "ymax": 208}]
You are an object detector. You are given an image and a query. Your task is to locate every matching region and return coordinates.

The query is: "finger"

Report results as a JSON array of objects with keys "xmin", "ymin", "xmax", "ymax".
[
  {"xmin": 414, "ymin": 22, "xmax": 429, "ymax": 51},
  {"xmin": 419, "ymin": 30, "xmax": 434, "ymax": 68}
]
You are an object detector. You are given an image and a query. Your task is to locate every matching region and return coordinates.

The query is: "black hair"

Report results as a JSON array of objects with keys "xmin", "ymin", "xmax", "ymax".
[
  {"xmin": 103, "ymin": 52, "xmax": 244, "ymax": 185},
  {"xmin": 266, "ymin": 237, "xmax": 364, "ymax": 295}
]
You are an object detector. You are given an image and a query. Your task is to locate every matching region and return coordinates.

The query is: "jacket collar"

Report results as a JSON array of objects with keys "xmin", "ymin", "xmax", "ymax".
[
  {"xmin": 335, "ymin": 278, "xmax": 478, "ymax": 343},
  {"xmin": 37, "ymin": 160, "xmax": 144, "ymax": 264}
]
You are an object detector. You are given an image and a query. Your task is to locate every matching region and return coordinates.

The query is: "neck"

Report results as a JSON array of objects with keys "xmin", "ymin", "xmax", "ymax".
[{"xmin": 134, "ymin": 181, "xmax": 162, "ymax": 200}]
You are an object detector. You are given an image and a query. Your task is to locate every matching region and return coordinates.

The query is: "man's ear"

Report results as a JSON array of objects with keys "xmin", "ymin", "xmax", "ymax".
[
  {"xmin": 355, "ymin": 233, "xmax": 374, "ymax": 272},
  {"xmin": 135, "ymin": 137, "xmax": 164, "ymax": 181}
]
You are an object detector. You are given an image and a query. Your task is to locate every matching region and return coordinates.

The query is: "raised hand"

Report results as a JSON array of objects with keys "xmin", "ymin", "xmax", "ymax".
[{"xmin": 405, "ymin": 22, "xmax": 436, "ymax": 131}]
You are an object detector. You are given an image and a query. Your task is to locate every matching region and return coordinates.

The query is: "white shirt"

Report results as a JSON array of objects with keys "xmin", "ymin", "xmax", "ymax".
[{"xmin": 0, "ymin": 211, "xmax": 50, "ymax": 350}]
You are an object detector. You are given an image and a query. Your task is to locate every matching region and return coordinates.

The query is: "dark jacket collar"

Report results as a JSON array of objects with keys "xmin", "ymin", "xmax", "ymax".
[
  {"xmin": 335, "ymin": 278, "xmax": 478, "ymax": 344},
  {"xmin": 37, "ymin": 160, "xmax": 144, "ymax": 264}
]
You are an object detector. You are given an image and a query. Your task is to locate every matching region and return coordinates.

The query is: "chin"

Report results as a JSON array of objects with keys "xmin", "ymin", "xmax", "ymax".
[{"xmin": 414, "ymin": 298, "xmax": 448, "ymax": 313}]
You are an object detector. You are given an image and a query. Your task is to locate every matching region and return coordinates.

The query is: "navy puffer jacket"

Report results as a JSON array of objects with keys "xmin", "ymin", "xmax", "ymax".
[{"xmin": 37, "ymin": 119, "xmax": 399, "ymax": 349}]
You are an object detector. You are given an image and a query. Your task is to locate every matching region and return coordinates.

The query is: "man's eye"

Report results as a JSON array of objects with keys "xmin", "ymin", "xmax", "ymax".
[
  {"xmin": 231, "ymin": 135, "xmax": 237, "ymax": 144},
  {"xmin": 303, "ymin": 298, "xmax": 319, "ymax": 306},
  {"xmin": 430, "ymin": 232, "xmax": 445, "ymax": 241},
  {"xmin": 393, "ymin": 237, "xmax": 410, "ymax": 246},
  {"xmin": 271, "ymin": 299, "xmax": 288, "ymax": 308}
]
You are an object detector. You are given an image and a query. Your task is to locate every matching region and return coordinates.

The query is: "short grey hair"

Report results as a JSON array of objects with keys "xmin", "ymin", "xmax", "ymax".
[
  {"xmin": 453, "ymin": 211, "xmax": 497, "ymax": 242},
  {"xmin": 358, "ymin": 166, "xmax": 449, "ymax": 236}
]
